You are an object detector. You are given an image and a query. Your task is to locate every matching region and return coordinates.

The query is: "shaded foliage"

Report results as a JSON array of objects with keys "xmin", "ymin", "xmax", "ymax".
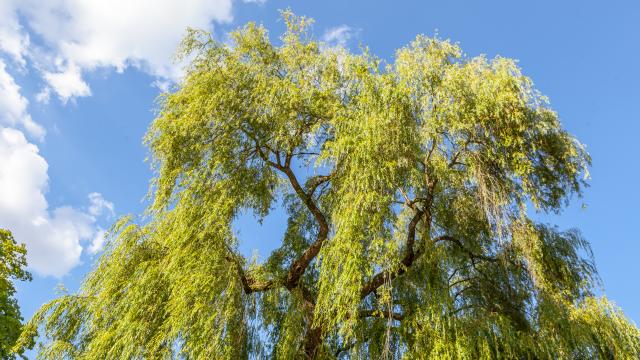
[{"xmin": 1, "ymin": 229, "xmax": 31, "ymax": 359}]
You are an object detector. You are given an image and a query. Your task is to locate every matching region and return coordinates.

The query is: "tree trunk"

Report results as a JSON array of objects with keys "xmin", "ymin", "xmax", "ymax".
[{"xmin": 303, "ymin": 325, "xmax": 322, "ymax": 359}]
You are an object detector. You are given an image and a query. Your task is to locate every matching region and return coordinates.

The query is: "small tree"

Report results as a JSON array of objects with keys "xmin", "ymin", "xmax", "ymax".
[
  {"xmin": 19, "ymin": 12, "xmax": 640, "ymax": 359},
  {"xmin": 1, "ymin": 229, "xmax": 31, "ymax": 359}
]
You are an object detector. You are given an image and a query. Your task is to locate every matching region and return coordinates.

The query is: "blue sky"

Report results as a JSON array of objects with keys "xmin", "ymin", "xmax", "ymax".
[{"xmin": 1, "ymin": 0, "xmax": 638, "ymax": 339}]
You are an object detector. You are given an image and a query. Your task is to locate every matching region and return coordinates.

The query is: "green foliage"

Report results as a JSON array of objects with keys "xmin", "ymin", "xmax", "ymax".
[
  {"xmin": 0, "ymin": 229, "xmax": 31, "ymax": 359},
  {"xmin": 18, "ymin": 11, "xmax": 640, "ymax": 359}
]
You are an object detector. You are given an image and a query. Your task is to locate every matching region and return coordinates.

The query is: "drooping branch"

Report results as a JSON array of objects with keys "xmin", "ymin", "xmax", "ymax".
[
  {"xmin": 360, "ymin": 233, "xmax": 500, "ymax": 299},
  {"xmin": 224, "ymin": 251, "xmax": 273, "ymax": 294},
  {"xmin": 359, "ymin": 309, "xmax": 404, "ymax": 321},
  {"xmin": 434, "ymin": 236, "xmax": 498, "ymax": 263},
  {"xmin": 334, "ymin": 342, "xmax": 357, "ymax": 358}
]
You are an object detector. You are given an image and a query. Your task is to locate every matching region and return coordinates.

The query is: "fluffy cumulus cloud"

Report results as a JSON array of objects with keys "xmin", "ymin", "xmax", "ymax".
[
  {"xmin": 42, "ymin": 64, "xmax": 91, "ymax": 103},
  {"xmin": 0, "ymin": 0, "xmax": 246, "ymax": 277},
  {"xmin": 4, "ymin": 0, "xmax": 234, "ymax": 102},
  {"xmin": 0, "ymin": 61, "xmax": 110, "ymax": 276},
  {"xmin": 0, "ymin": 128, "xmax": 114, "ymax": 277}
]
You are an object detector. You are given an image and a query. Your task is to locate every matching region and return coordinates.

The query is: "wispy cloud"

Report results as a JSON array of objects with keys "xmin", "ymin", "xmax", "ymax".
[{"xmin": 322, "ymin": 25, "xmax": 359, "ymax": 49}]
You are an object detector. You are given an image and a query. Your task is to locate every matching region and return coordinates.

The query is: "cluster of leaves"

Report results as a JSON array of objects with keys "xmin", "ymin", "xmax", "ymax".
[
  {"xmin": 1, "ymin": 229, "xmax": 31, "ymax": 359},
  {"xmin": 17, "ymin": 11, "xmax": 640, "ymax": 359}
]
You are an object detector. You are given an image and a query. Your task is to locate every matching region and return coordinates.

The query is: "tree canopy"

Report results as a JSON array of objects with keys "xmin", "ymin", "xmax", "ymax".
[
  {"xmin": 1, "ymin": 229, "xmax": 31, "ymax": 360},
  {"xmin": 17, "ymin": 11, "xmax": 640, "ymax": 359}
]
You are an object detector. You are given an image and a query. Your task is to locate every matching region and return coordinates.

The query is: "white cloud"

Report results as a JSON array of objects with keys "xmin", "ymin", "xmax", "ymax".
[
  {"xmin": 0, "ymin": 60, "xmax": 45, "ymax": 140},
  {"xmin": 88, "ymin": 192, "xmax": 115, "ymax": 218},
  {"xmin": 35, "ymin": 87, "xmax": 51, "ymax": 104},
  {"xmin": 0, "ymin": 0, "xmax": 239, "ymax": 276},
  {"xmin": 6, "ymin": 0, "xmax": 234, "ymax": 101},
  {"xmin": 0, "ymin": 0, "xmax": 30, "ymax": 65},
  {"xmin": 42, "ymin": 63, "xmax": 91, "ymax": 103},
  {"xmin": 322, "ymin": 25, "xmax": 357, "ymax": 49},
  {"xmin": 88, "ymin": 228, "xmax": 107, "ymax": 255},
  {"xmin": 0, "ymin": 128, "xmax": 112, "ymax": 277}
]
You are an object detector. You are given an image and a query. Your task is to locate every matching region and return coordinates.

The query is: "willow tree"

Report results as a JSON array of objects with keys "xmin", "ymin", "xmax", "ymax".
[{"xmin": 18, "ymin": 12, "xmax": 640, "ymax": 359}]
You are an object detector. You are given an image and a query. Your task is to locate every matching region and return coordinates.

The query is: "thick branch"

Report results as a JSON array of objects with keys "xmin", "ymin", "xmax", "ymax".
[
  {"xmin": 303, "ymin": 326, "xmax": 323, "ymax": 359},
  {"xmin": 360, "ymin": 209, "xmax": 424, "ymax": 299},
  {"xmin": 248, "ymin": 140, "xmax": 330, "ymax": 291},
  {"xmin": 360, "ymin": 176, "xmax": 438, "ymax": 299},
  {"xmin": 280, "ymin": 165, "xmax": 329, "ymax": 289},
  {"xmin": 306, "ymin": 174, "xmax": 332, "ymax": 196},
  {"xmin": 299, "ymin": 284, "xmax": 322, "ymax": 359},
  {"xmin": 360, "ymin": 234, "xmax": 499, "ymax": 299}
]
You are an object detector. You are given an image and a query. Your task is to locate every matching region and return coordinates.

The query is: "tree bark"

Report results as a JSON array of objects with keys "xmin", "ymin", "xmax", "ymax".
[{"xmin": 303, "ymin": 325, "xmax": 323, "ymax": 359}]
